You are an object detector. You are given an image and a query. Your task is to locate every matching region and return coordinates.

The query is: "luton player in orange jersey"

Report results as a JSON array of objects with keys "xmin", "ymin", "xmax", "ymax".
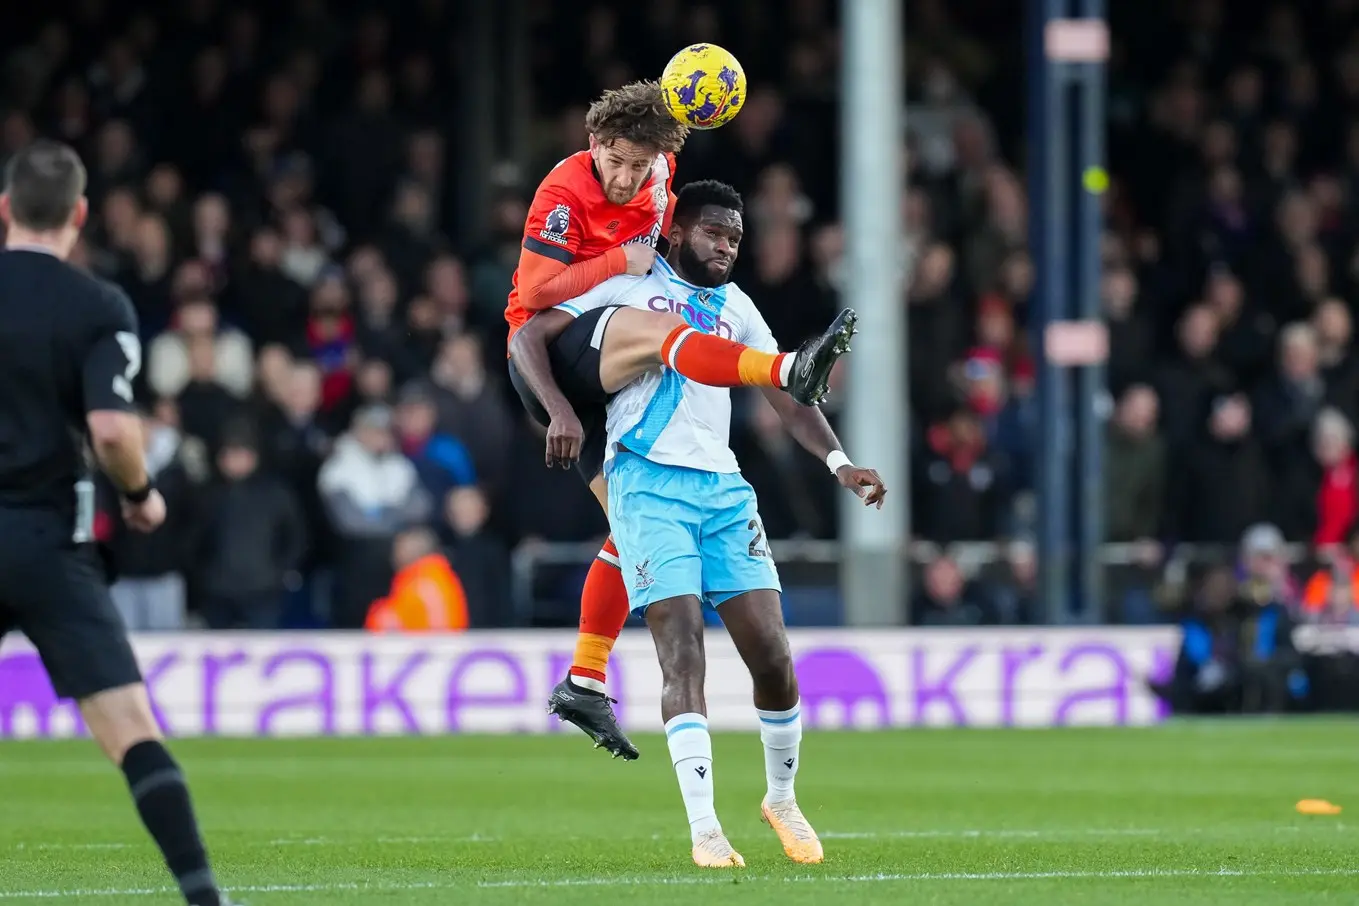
[{"xmin": 506, "ymin": 83, "xmax": 850, "ymax": 760}]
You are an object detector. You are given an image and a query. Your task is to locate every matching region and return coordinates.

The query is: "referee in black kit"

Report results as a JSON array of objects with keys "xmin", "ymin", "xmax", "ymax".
[{"xmin": 0, "ymin": 141, "xmax": 240, "ymax": 905}]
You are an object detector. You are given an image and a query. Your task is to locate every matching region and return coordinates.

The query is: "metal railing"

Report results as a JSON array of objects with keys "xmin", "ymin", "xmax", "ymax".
[{"xmin": 509, "ymin": 539, "xmax": 1315, "ymax": 626}]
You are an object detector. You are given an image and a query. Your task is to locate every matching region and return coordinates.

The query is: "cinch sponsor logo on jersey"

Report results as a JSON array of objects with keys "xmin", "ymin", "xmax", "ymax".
[{"xmin": 647, "ymin": 294, "xmax": 734, "ymax": 339}]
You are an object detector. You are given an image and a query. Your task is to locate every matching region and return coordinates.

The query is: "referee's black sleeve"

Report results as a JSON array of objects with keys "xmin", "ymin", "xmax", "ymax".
[{"xmin": 81, "ymin": 285, "xmax": 141, "ymax": 414}]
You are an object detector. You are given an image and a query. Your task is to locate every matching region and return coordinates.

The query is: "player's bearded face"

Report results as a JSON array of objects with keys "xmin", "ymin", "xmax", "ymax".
[
  {"xmin": 676, "ymin": 208, "xmax": 741, "ymax": 287},
  {"xmin": 590, "ymin": 137, "xmax": 656, "ymax": 204}
]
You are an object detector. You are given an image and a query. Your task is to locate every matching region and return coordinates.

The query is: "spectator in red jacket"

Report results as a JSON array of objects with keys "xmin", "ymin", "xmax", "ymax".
[{"xmin": 1312, "ymin": 407, "xmax": 1358, "ymax": 550}]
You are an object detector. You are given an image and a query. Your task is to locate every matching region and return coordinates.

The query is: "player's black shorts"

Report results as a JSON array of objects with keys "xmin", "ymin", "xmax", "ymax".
[
  {"xmin": 508, "ymin": 305, "xmax": 623, "ymax": 482},
  {"xmin": 0, "ymin": 507, "xmax": 143, "ymax": 701}
]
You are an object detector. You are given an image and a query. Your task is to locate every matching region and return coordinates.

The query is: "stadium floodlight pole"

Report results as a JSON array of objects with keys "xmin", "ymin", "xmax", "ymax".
[
  {"xmin": 1073, "ymin": 0, "xmax": 1109, "ymax": 623},
  {"xmin": 1029, "ymin": 0, "xmax": 1073, "ymax": 626},
  {"xmin": 840, "ymin": 0, "xmax": 907, "ymax": 626},
  {"xmin": 1036, "ymin": 3, "xmax": 1110, "ymax": 623}
]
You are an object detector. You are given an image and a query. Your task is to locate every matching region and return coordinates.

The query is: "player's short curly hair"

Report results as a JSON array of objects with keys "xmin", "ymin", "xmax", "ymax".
[
  {"xmin": 674, "ymin": 180, "xmax": 744, "ymax": 221},
  {"xmin": 585, "ymin": 81, "xmax": 689, "ymax": 154}
]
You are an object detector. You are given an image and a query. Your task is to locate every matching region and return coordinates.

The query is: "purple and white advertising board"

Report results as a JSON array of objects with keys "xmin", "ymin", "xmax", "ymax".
[{"xmin": 0, "ymin": 628, "xmax": 1178, "ymax": 739}]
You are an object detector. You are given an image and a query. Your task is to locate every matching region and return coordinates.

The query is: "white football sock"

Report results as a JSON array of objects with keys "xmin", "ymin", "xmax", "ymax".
[
  {"xmin": 778, "ymin": 353, "xmax": 796, "ymax": 387},
  {"xmin": 758, "ymin": 701, "xmax": 802, "ymax": 803},
  {"xmin": 665, "ymin": 712, "xmax": 720, "ymax": 842},
  {"xmin": 567, "ymin": 674, "xmax": 607, "ymax": 694}
]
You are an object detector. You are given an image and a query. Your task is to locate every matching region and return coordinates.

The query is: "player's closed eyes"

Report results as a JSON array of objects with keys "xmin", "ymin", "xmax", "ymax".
[{"xmin": 607, "ymin": 157, "xmax": 650, "ymax": 173}]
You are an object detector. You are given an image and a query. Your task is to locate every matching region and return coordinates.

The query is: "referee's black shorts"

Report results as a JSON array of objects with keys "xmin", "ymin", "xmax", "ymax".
[
  {"xmin": 0, "ymin": 508, "xmax": 143, "ymax": 701},
  {"xmin": 508, "ymin": 305, "xmax": 623, "ymax": 483}
]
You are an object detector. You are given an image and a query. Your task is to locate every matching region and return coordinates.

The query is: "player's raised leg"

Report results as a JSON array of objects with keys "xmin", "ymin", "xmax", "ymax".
[
  {"xmin": 513, "ymin": 303, "xmax": 855, "ymax": 413},
  {"xmin": 717, "ymin": 590, "xmax": 822, "ymax": 864},
  {"xmin": 597, "ymin": 304, "xmax": 856, "ymax": 407},
  {"xmin": 590, "ymin": 180, "xmax": 855, "ymax": 405}
]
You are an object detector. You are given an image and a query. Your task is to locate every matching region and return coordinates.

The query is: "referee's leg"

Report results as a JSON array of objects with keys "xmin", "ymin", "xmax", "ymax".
[{"xmin": 7, "ymin": 526, "xmax": 233, "ymax": 906}]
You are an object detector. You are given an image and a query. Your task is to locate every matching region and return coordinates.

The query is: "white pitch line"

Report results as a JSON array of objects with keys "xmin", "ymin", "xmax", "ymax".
[
  {"xmin": 8, "ymin": 843, "xmax": 134, "ymax": 852},
  {"xmin": 8, "ymin": 834, "xmax": 499, "ymax": 853},
  {"xmin": 476, "ymin": 867, "xmax": 1359, "ymax": 888},
  {"xmin": 821, "ymin": 828, "xmax": 1164, "ymax": 840},
  {"xmin": 264, "ymin": 834, "xmax": 498, "ymax": 847},
  {"xmin": 11, "ymin": 824, "xmax": 1349, "ymax": 853},
  {"xmin": 2, "ymin": 867, "xmax": 1359, "ymax": 899},
  {"xmin": 0, "ymin": 882, "xmax": 439, "ymax": 900}
]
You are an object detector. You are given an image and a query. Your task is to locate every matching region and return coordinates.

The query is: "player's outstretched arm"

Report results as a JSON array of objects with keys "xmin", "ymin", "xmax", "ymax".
[
  {"xmin": 516, "ymin": 185, "xmax": 654, "ymax": 313},
  {"xmin": 510, "ymin": 309, "xmax": 586, "ymax": 468},
  {"xmin": 519, "ymin": 243, "xmax": 654, "ymax": 311},
  {"xmin": 759, "ymin": 386, "xmax": 887, "ymax": 509}
]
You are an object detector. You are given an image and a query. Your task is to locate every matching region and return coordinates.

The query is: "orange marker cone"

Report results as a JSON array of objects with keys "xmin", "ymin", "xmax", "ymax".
[{"xmin": 1296, "ymin": 799, "xmax": 1343, "ymax": 816}]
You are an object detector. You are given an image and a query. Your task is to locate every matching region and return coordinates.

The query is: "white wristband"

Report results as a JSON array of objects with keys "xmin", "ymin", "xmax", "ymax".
[{"xmin": 826, "ymin": 450, "xmax": 853, "ymax": 473}]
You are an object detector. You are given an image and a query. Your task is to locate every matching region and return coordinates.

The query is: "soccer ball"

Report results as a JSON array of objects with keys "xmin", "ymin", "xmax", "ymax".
[{"xmin": 659, "ymin": 44, "xmax": 747, "ymax": 130}]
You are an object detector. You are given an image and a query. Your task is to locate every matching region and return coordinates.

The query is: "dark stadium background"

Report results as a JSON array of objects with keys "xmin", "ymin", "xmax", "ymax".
[{"xmin": 1, "ymin": 0, "xmax": 1357, "ymax": 643}]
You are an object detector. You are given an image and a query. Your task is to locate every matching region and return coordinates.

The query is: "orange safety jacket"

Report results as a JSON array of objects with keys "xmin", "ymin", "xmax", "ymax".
[
  {"xmin": 1300, "ymin": 567, "xmax": 1359, "ymax": 613},
  {"xmin": 364, "ymin": 553, "xmax": 470, "ymax": 632}
]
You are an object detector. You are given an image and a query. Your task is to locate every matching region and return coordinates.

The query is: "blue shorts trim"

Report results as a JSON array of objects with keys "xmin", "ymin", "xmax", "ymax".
[{"xmin": 607, "ymin": 451, "xmax": 781, "ymax": 614}]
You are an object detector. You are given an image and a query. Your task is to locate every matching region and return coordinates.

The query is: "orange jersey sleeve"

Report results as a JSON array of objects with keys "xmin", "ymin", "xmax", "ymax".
[
  {"xmin": 516, "ymin": 180, "xmax": 628, "ymax": 312},
  {"xmin": 517, "ymin": 247, "xmax": 627, "ymax": 312},
  {"xmin": 523, "ymin": 180, "xmax": 585, "ymax": 262}
]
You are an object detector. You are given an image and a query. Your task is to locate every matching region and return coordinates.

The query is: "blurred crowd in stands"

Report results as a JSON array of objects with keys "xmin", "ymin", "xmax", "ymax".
[{"xmin": 3, "ymin": 0, "xmax": 1359, "ymax": 632}]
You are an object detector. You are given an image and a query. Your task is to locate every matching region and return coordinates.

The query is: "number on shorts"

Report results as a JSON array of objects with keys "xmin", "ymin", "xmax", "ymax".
[{"xmin": 747, "ymin": 518, "xmax": 768, "ymax": 559}]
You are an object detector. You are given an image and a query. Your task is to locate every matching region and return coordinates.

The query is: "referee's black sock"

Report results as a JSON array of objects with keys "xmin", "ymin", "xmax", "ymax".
[{"xmin": 120, "ymin": 740, "xmax": 222, "ymax": 906}]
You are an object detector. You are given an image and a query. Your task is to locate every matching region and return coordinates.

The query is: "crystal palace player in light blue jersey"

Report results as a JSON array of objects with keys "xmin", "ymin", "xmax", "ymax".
[{"xmin": 552, "ymin": 181, "xmax": 888, "ymax": 869}]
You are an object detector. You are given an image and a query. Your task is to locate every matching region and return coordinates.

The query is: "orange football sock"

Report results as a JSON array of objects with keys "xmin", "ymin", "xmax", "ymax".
[
  {"xmin": 569, "ymin": 537, "xmax": 630, "ymax": 693},
  {"xmin": 661, "ymin": 325, "xmax": 791, "ymax": 388}
]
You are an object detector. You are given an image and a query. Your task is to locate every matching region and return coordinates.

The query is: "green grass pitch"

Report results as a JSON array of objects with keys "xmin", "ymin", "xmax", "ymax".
[{"xmin": 2, "ymin": 721, "xmax": 1358, "ymax": 904}]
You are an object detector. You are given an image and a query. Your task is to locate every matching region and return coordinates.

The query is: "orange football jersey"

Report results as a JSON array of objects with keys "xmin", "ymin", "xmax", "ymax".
[{"xmin": 505, "ymin": 150, "xmax": 677, "ymax": 339}]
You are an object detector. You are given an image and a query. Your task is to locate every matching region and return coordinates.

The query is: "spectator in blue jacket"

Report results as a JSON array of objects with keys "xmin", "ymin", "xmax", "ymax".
[
  {"xmin": 393, "ymin": 380, "xmax": 477, "ymax": 503},
  {"xmin": 1152, "ymin": 556, "xmax": 1303, "ymax": 714}
]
